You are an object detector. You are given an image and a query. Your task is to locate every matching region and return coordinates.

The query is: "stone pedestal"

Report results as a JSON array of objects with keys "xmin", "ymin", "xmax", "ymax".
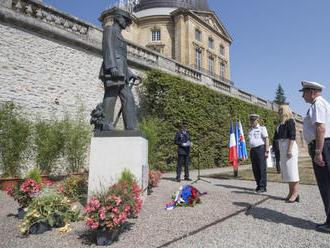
[{"xmin": 88, "ymin": 131, "xmax": 148, "ymax": 199}]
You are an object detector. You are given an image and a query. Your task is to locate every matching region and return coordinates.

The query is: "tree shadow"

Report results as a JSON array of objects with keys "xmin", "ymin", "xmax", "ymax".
[{"xmin": 234, "ymin": 202, "xmax": 317, "ymax": 230}]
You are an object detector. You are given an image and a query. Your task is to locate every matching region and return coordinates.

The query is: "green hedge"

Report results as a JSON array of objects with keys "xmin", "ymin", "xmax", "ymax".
[{"xmin": 140, "ymin": 70, "xmax": 279, "ymax": 172}]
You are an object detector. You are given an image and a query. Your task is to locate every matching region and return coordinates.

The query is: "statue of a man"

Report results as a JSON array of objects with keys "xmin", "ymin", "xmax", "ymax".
[{"xmin": 98, "ymin": 8, "xmax": 140, "ymax": 131}]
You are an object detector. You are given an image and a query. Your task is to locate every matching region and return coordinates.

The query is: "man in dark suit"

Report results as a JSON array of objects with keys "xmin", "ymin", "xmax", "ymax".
[
  {"xmin": 99, "ymin": 8, "xmax": 141, "ymax": 131},
  {"xmin": 174, "ymin": 120, "xmax": 192, "ymax": 182}
]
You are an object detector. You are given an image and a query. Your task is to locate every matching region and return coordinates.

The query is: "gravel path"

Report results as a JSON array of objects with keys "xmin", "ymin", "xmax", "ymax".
[{"xmin": 1, "ymin": 165, "xmax": 329, "ymax": 248}]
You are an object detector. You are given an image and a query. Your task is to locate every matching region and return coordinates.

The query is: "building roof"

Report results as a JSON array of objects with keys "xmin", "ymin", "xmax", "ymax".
[
  {"xmin": 134, "ymin": 0, "xmax": 210, "ymax": 12},
  {"xmin": 133, "ymin": 7, "xmax": 177, "ymax": 18}
]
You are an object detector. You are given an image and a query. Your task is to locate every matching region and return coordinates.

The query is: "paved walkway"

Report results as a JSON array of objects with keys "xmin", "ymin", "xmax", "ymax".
[{"xmin": 1, "ymin": 161, "xmax": 329, "ymax": 247}]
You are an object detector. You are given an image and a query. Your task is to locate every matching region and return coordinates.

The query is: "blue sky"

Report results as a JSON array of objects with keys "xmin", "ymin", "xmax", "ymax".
[{"xmin": 43, "ymin": 0, "xmax": 330, "ymax": 115}]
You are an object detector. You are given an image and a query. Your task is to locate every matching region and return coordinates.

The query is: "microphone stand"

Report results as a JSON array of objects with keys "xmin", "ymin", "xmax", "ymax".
[{"xmin": 191, "ymin": 150, "xmax": 211, "ymax": 184}]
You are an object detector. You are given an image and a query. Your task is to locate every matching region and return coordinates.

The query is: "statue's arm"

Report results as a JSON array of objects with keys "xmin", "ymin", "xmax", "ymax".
[{"xmin": 103, "ymin": 27, "xmax": 117, "ymax": 73}]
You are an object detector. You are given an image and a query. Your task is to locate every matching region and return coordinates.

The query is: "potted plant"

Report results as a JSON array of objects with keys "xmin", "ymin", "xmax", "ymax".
[
  {"xmin": 19, "ymin": 185, "xmax": 80, "ymax": 235},
  {"xmin": 83, "ymin": 170, "xmax": 143, "ymax": 245},
  {"xmin": 148, "ymin": 169, "xmax": 162, "ymax": 192},
  {"xmin": 60, "ymin": 175, "xmax": 87, "ymax": 202},
  {"xmin": 0, "ymin": 102, "xmax": 32, "ymax": 190}
]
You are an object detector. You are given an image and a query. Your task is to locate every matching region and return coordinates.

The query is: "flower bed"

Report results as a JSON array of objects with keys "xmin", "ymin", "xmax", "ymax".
[{"xmin": 148, "ymin": 170, "xmax": 162, "ymax": 190}]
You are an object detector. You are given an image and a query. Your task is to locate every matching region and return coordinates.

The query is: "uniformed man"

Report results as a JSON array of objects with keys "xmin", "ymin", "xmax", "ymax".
[
  {"xmin": 174, "ymin": 120, "xmax": 192, "ymax": 182},
  {"xmin": 300, "ymin": 80, "xmax": 330, "ymax": 233},
  {"xmin": 99, "ymin": 8, "xmax": 141, "ymax": 131},
  {"xmin": 248, "ymin": 114, "xmax": 269, "ymax": 192}
]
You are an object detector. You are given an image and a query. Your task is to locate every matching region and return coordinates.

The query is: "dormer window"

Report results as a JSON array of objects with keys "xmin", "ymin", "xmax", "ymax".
[
  {"xmin": 195, "ymin": 29, "xmax": 201, "ymax": 41},
  {"xmin": 208, "ymin": 37, "xmax": 214, "ymax": 49},
  {"xmin": 151, "ymin": 29, "xmax": 161, "ymax": 41}
]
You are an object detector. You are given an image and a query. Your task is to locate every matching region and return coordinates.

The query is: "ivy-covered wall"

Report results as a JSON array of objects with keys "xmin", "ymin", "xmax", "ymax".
[{"xmin": 140, "ymin": 70, "xmax": 279, "ymax": 172}]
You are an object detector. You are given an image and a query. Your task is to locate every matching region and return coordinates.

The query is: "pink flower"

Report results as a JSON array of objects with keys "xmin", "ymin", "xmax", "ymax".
[
  {"xmin": 91, "ymin": 222, "xmax": 99, "ymax": 230},
  {"xmin": 99, "ymin": 207, "xmax": 106, "ymax": 220}
]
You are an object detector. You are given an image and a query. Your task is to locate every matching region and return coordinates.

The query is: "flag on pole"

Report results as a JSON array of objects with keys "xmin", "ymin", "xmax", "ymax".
[
  {"xmin": 229, "ymin": 120, "xmax": 238, "ymax": 168},
  {"xmin": 238, "ymin": 120, "xmax": 248, "ymax": 162},
  {"xmin": 235, "ymin": 120, "xmax": 240, "ymax": 161}
]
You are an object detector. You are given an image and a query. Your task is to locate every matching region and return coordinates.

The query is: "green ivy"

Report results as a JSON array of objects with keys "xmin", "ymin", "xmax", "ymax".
[{"xmin": 140, "ymin": 70, "xmax": 279, "ymax": 171}]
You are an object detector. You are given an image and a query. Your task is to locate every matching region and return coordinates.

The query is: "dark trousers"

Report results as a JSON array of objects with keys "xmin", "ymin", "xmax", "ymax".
[
  {"xmin": 275, "ymin": 150, "xmax": 281, "ymax": 172},
  {"xmin": 176, "ymin": 154, "xmax": 189, "ymax": 179},
  {"xmin": 250, "ymin": 145, "xmax": 267, "ymax": 189},
  {"xmin": 103, "ymin": 84, "xmax": 136, "ymax": 130},
  {"xmin": 309, "ymin": 139, "xmax": 330, "ymax": 224}
]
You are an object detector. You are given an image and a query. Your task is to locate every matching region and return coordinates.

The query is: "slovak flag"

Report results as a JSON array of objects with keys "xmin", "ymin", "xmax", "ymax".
[
  {"xmin": 238, "ymin": 120, "xmax": 248, "ymax": 162},
  {"xmin": 228, "ymin": 120, "xmax": 238, "ymax": 168}
]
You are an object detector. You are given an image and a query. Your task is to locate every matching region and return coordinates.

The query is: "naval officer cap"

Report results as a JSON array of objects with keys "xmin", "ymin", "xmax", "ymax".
[
  {"xmin": 299, "ymin": 81, "xmax": 325, "ymax": 92},
  {"xmin": 182, "ymin": 120, "xmax": 189, "ymax": 125},
  {"xmin": 249, "ymin": 114, "xmax": 259, "ymax": 120}
]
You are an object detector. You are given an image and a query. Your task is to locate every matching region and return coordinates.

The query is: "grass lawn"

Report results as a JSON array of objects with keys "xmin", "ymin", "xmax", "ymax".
[{"xmin": 205, "ymin": 159, "xmax": 317, "ymax": 185}]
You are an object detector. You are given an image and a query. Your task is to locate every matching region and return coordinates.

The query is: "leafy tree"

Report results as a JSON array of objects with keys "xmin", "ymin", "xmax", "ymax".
[{"xmin": 274, "ymin": 84, "xmax": 288, "ymax": 104}]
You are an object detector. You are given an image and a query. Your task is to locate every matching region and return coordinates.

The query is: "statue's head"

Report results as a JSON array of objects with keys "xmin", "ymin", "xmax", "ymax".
[{"xmin": 113, "ymin": 9, "xmax": 132, "ymax": 29}]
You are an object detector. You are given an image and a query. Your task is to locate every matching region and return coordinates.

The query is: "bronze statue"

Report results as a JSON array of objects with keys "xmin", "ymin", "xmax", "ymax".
[{"xmin": 92, "ymin": 8, "xmax": 141, "ymax": 132}]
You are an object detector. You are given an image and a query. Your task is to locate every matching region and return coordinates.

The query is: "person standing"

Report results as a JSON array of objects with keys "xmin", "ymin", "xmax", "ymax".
[
  {"xmin": 300, "ymin": 80, "xmax": 330, "ymax": 233},
  {"xmin": 174, "ymin": 121, "xmax": 192, "ymax": 182},
  {"xmin": 272, "ymin": 134, "xmax": 281, "ymax": 173},
  {"xmin": 248, "ymin": 114, "xmax": 269, "ymax": 192},
  {"xmin": 276, "ymin": 104, "xmax": 300, "ymax": 203}
]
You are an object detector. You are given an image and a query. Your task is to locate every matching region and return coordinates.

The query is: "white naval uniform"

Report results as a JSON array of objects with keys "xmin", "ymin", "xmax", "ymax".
[
  {"xmin": 303, "ymin": 95, "xmax": 330, "ymax": 225},
  {"xmin": 303, "ymin": 96, "xmax": 330, "ymax": 144},
  {"xmin": 248, "ymin": 124, "xmax": 268, "ymax": 148}
]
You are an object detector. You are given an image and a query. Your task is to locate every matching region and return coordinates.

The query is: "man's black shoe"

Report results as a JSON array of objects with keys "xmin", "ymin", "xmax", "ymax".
[
  {"xmin": 184, "ymin": 178, "xmax": 192, "ymax": 181},
  {"xmin": 255, "ymin": 187, "xmax": 260, "ymax": 192},
  {"xmin": 175, "ymin": 178, "xmax": 181, "ymax": 182},
  {"xmin": 316, "ymin": 224, "xmax": 330, "ymax": 233},
  {"xmin": 259, "ymin": 188, "xmax": 267, "ymax": 193},
  {"xmin": 316, "ymin": 222, "xmax": 329, "ymax": 228}
]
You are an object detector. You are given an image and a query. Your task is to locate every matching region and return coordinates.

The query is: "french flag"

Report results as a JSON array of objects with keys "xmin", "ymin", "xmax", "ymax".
[{"xmin": 229, "ymin": 121, "xmax": 238, "ymax": 168}]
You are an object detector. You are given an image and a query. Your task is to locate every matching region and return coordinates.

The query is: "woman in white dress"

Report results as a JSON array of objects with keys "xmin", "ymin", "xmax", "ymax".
[{"xmin": 275, "ymin": 104, "xmax": 300, "ymax": 203}]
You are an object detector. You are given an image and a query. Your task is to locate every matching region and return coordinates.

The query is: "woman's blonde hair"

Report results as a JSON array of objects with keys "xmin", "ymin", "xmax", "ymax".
[{"xmin": 279, "ymin": 104, "xmax": 293, "ymax": 124}]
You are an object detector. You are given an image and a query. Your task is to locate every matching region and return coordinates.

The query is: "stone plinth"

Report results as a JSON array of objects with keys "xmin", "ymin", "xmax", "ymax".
[{"xmin": 88, "ymin": 131, "xmax": 148, "ymax": 199}]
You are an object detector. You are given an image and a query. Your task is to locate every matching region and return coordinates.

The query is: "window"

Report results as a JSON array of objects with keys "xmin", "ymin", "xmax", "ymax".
[
  {"xmin": 208, "ymin": 37, "xmax": 214, "ymax": 49},
  {"xmin": 195, "ymin": 29, "xmax": 201, "ymax": 41},
  {"xmin": 220, "ymin": 45, "xmax": 225, "ymax": 56},
  {"xmin": 151, "ymin": 29, "xmax": 161, "ymax": 41},
  {"xmin": 195, "ymin": 49, "xmax": 202, "ymax": 70},
  {"xmin": 220, "ymin": 63, "xmax": 225, "ymax": 78},
  {"xmin": 208, "ymin": 57, "xmax": 214, "ymax": 75}
]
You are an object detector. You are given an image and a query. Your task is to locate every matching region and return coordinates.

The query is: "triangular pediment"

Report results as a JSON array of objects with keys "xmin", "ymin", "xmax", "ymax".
[{"xmin": 191, "ymin": 10, "xmax": 232, "ymax": 43}]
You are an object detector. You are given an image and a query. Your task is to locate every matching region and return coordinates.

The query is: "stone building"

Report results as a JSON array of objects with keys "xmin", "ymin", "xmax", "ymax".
[{"xmin": 100, "ymin": 0, "xmax": 232, "ymax": 85}]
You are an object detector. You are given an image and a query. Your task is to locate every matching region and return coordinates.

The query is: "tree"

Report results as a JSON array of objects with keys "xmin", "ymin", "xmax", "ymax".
[{"xmin": 274, "ymin": 84, "xmax": 288, "ymax": 104}]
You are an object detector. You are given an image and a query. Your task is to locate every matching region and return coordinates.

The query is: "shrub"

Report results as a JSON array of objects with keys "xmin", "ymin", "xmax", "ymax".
[
  {"xmin": 25, "ymin": 167, "xmax": 42, "ymax": 183},
  {"xmin": 34, "ymin": 120, "xmax": 67, "ymax": 175},
  {"xmin": 63, "ymin": 119, "xmax": 91, "ymax": 173},
  {"xmin": 0, "ymin": 102, "xmax": 32, "ymax": 177},
  {"xmin": 138, "ymin": 117, "xmax": 163, "ymax": 170}
]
